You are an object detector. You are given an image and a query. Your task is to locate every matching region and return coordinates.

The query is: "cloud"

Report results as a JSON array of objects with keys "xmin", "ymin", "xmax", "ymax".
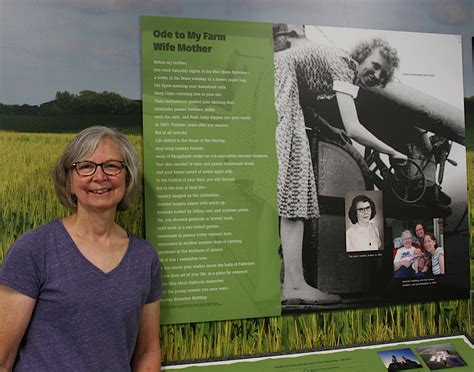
[
  {"xmin": 27, "ymin": 0, "xmax": 181, "ymax": 13},
  {"xmin": 430, "ymin": 0, "xmax": 472, "ymax": 25}
]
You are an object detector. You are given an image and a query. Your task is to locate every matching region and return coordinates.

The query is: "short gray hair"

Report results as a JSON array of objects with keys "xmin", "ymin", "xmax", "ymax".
[
  {"xmin": 52, "ymin": 126, "xmax": 140, "ymax": 211},
  {"xmin": 401, "ymin": 230, "xmax": 412, "ymax": 240}
]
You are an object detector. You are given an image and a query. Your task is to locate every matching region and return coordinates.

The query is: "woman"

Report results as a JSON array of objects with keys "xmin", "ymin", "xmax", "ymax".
[
  {"xmin": 424, "ymin": 232, "xmax": 445, "ymax": 275},
  {"xmin": 0, "ymin": 126, "xmax": 162, "ymax": 370},
  {"xmin": 274, "ymin": 24, "xmax": 406, "ymax": 304},
  {"xmin": 414, "ymin": 223, "xmax": 425, "ymax": 247},
  {"xmin": 346, "ymin": 195, "xmax": 381, "ymax": 252},
  {"xmin": 393, "ymin": 230, "xmax": 419, "ymax": 278},
  {"xmin": 413, "ymin": 222, "xmax": 431, "ymax": 273}
]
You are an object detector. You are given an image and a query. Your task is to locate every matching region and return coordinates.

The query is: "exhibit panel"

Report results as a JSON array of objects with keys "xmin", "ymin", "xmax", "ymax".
[{"xmin": 142, "ymin": 16, "xmax": 470, "ymax": 324}]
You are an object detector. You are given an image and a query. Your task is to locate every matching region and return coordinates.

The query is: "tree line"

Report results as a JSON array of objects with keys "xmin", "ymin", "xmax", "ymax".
[{"xmin": 0, "ymin": 91, "xmax": 141, "ymax": 116}]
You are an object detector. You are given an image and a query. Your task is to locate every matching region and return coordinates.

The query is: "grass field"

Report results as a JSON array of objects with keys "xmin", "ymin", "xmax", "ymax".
[{"xmin": 0, "ymin": 130, "xmax": 471, "ymax": 363}]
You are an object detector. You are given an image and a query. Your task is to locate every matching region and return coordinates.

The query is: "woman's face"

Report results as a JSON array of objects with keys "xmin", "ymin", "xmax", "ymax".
[
  {"xmin": 357, "ymin": 48, "xmax": 393, "ymax": 88},
  {"xmin": 402, "ymin": 234, "xmax": 412, "ymax": 248},
  {"xmin": 424, "ymin": 235, "xmax": 437, "ymax": 253},
  {"xmin": 355, "ymin": 201, "xmax": 372, "ymax": 224},
  {"xmin": 70, "ymin": 137, "xmax": 126, "ymax": 213},
  {"xmin": 415, "ymin": 224, "xmax": 425, "ymax": 238}
]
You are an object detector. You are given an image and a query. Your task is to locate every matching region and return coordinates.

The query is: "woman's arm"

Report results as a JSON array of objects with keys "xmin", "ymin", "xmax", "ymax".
[
  {"xmin": 0, "ymin": 285, "xmax": 36, "ymax": 371},
  {"xmin": 393, "ymin": 260, "xmax": 411, "ymax": 271},
  {"xmin": 374, "ymin": 225, "xmax": 381, "ymax": 249},
  {"xmin": 336, "ymin": 92, "xmax": 407, "ymax": 160},
  {"xmin": 393, "ymin": 249, "xmax": 411, "ymax": 271},
  {"xmin": 438, "ymin": 253, "xmax": 445, "ymax": 274},
  {"xmin": 132, "ymin": 301, "xmax": 161, "ymax": 371},
  {"xmin": 345, "ymin": 229, "xmax": 354, "ymax": 252}
]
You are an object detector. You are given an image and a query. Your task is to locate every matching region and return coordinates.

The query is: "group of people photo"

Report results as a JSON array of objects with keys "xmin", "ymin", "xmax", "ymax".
[{"xmin": 392, "ymin": 222, "xmax": 445, "ymax": 278}]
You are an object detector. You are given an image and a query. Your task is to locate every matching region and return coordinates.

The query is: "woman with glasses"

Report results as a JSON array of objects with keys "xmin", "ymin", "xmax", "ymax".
[
  {"xmin": 0, "ymin": 126, "xmax": 162, "ymax": 371},
  {"xmin": 346, "ymin": 194, "xmax": 381, "ymax": 252}
]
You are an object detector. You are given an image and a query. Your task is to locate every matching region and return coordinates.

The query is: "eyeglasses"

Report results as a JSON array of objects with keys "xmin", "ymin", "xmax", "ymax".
[
  {"xmin": 356, "ymin": 206, "xmax": 371, "ymax": 213},
  {"xmin": 72, "ymin": 160, "xmax": 125, "ymax": 176}
]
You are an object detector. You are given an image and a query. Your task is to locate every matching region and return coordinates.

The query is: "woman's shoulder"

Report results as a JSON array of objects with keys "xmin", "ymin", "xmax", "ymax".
[
  {"xmin": 435, "ymin": 246, "xmax": 444, "ymax": 255},
  {"xmin": 369, "ymin": 221, "xmax": 379, "ymax": 229},
  {"xmin": 11, "ymin": 219, "xmax": 62, "ymax": 248},
  {"xmin": 346, "ymin": 225, "xmax": 356, "ymax": 234},
  {"xmin": 127, "ymin": 232, "xmax": 159, "ymax": 258},
  {"xmin": 2, "ymin": 220, "xmax": 63, "ymax": 279}
]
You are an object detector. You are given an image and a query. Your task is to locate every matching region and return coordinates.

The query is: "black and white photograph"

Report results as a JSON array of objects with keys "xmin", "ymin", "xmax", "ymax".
[
  {"xmin": 416, "ymin": 343, "xmax": 467, "ymax": 370},
  {"xmin": 345, "ymin": 190, "xmax": 384, "ymax": 252},
  {"xmin": 273, "ymin": 23, "xmax": 469, "ymax": 312}
]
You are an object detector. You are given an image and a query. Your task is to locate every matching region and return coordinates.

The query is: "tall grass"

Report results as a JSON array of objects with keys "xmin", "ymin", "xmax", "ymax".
[
  {"xmin": 0, "ymin": 131, "xmax": 471, "ymax": 364},
  {"xmin": 160, "ymin": 301, "xmax": 470, "ymax": 363}
]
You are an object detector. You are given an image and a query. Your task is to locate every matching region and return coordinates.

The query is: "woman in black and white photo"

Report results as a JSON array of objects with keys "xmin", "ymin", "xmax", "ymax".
[
  {"xmin": 346, "ymin": 194, "xmax": 381, "ymax": 252},
  {"xmin": 273, "ymin": 23, "xmax": 404, "ymax": 304}
]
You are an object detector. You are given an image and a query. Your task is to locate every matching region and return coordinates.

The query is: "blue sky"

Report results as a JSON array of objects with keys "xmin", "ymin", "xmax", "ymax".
[
  {"xmin": 0, "ymin": 0, "xmax": 472, "ymax": 104},
  {"xmin": 377, "ymin": 348, "xmax": 420, "ymax": 368}
]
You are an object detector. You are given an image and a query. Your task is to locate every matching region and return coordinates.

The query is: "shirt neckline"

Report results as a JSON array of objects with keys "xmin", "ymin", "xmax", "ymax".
[{"xmin": 56, "ymin": 218, "xmax": 132, "ymax": 276}]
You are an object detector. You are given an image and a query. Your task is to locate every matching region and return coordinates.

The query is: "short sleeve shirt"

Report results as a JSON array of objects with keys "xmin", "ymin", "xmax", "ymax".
[
  {"xmin": 431, "ymin": 247, "xmax": 444, "ymax": 275},
  {"xmin": 0, "ymin": 219, "xmax": 162, "ymax": 371}
]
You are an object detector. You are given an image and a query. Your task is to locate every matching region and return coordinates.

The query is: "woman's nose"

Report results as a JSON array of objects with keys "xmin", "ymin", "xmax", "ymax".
[{"xmin": 93, "ymin": 165, "xmax": 108, "ymax": 180}]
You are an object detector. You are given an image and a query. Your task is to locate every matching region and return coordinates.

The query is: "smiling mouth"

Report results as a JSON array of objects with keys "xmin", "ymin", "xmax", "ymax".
[
  {"xmin": 364, "ymin": 76, "xmax": 377, "ymax": 87},
  {"xmin": 90, "ymin": 188, "xmax": 111, "ymax": 195}
]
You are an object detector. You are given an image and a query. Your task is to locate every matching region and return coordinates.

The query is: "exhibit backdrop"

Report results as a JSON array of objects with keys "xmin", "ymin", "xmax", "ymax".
[
  {"xmin": 141, "ymin": 16, "xmax": 469, "ymax": 325},
  {"xmin": 0, "ymin": 0, "xmax": 473, "ymax": 364}
]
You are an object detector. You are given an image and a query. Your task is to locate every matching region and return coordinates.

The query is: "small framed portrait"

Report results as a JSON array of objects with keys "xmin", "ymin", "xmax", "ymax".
[{"xmin": 345, "ymin": 190, "xmax": 384, "ymax": 252}]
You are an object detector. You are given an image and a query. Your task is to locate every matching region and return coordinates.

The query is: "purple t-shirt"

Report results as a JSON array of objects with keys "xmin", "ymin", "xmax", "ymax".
[{"xmin": 0, "ymin": 219, "xmax": 162, "ymax": 371}]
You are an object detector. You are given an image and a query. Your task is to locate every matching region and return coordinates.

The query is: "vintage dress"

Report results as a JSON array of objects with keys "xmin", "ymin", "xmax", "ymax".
[{"xmin": 274, "ymin": 42, "xmax": 359, "ymax": 219}]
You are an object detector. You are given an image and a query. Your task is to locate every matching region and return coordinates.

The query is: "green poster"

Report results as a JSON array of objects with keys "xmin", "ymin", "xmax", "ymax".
[{"xmin": 141, "ymin": 16, "xmax": 280, "ymax": 324}]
